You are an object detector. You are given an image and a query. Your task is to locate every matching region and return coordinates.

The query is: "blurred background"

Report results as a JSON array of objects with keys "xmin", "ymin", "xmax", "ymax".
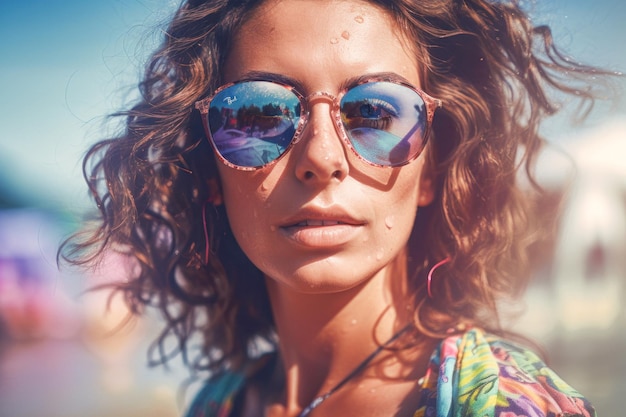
[{"xmin": 0, "ymin": 0, "xmax": 624, "ymax": 416}]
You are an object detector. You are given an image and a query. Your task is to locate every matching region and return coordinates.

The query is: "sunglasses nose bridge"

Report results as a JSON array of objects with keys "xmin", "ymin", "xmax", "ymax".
[
  {"xmin": 304, "ymin": 90, "xmax": 337, "ymax": 103},
  {"xmin": 297, "ymin": 91, "xmax": 343, "ymax": 141}
]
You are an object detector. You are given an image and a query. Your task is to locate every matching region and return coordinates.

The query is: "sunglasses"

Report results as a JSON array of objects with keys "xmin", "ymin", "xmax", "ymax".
[{"xmin": 194, "ymin": 77, "xmax": 442, "ymax": 170}]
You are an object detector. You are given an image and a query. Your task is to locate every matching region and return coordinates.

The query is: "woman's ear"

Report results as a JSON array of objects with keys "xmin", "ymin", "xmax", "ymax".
[
  {"xmin": 417, "ymin": 147, "xmax": 436, "ymax": 207},
  {"xmin": 417, "ymin": 172, "xmax": 435, "ymax": 207},
  {"xmin": 207, "ymin": 177, "xmax": 223, "ymax": 205}
]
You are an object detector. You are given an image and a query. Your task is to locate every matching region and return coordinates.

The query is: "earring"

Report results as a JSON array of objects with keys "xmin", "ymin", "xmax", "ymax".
[
  {"xmin": 427, "ymin": 257, "xmax": 450, "ymax": 298},
  {"xmin": 202, "ymin": 179, "xmax": 223, "ymax": 265},
  {"xmin": 202, "ymin": 198, "xmax": 212, "ymax": 265}
]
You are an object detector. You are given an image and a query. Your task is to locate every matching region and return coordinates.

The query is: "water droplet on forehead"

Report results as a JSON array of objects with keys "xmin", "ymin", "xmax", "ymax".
[
  {"xmin": 354, "ymin": 15, "xmax": 364, "ymax": 23},
  {"xmin": 342, "ymin": 31, "xmax": 350, "ymax": 40},
  {"xmin": 330, "ymin": 37, "xmax": 339, "ymax": 44},
  {"xmin": 385, "ymin": 215, "xmax": 394, "ymax": 229}
]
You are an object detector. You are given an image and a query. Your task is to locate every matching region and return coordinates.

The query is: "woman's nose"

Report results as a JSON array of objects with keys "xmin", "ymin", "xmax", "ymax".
[{"xmin": 293, "ymin": 102, "xmax": 349, "ymax": 184}]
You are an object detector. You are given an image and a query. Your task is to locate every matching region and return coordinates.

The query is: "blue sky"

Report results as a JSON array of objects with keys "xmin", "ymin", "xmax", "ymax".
[
  {"xmin": 0, "ymin": 0, "xmax": 178, "ymax": 213},
  {"xmin": 1, "ymin": 0, "xmax": 624, "ymax": 215}
]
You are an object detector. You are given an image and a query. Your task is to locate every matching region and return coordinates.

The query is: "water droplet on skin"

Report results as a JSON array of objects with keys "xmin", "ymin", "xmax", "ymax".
[
  {"xmin": 330, "ymin": 37, "xmax": 339, "ymax": 44},
  {"xmin": 385, "ymin": 215, "xmax": 394, "ymax": 229},
  {"xmin": 270, "ymin": 225, "xmax": 277, "ymax": 232},
  {"xmin": 354, "ymin": 15, "xmax": 364, "ymax": 23},
  {"xmin": 376, "ymin": 249, "xmax": 384, "ymax": 261},
  {"xmin": 260, "ymin": 182, "xmax": 269, "ymax": 191},
  {"xmin": 341, "ymin": 31, "xmax": 350, "ymax": 40}
]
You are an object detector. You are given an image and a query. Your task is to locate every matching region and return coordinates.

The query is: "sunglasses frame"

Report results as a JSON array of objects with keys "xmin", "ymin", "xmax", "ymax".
[{"xmin": 195, "ymin": 77, "xmax": 442, "ymax": 170}]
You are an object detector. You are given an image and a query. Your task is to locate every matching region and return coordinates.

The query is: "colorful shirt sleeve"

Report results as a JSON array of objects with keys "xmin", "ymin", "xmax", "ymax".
[
  {"xmin": 185, "ymin": 371, "xmax": 245, "ymax": 417},
  {"xmin": 414, "ymin": 328, "xmax": 597, "ymax": 417}
]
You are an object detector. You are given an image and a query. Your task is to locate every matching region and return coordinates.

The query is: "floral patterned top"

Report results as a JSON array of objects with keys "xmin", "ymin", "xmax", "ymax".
[{"xmin": 185, "ymin": 328, "xmax": 596, "ymax": 417}]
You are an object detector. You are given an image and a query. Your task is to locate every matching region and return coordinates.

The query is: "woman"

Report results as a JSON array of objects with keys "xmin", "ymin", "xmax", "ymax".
[{"xmin": 62, "ymin": 0, "xmax": 606, "ymax": 415}]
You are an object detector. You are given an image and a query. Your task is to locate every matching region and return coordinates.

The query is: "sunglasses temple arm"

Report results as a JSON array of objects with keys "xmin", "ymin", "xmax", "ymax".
[{"xmin": 195, "ymin": 99, "xmax": 210, "ymax": 114}]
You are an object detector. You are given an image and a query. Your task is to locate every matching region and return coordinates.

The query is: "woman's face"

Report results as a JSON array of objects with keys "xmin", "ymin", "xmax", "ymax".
[{"xmin": 217, "ymin": 0, "xmax": 433, "ymax": 293}]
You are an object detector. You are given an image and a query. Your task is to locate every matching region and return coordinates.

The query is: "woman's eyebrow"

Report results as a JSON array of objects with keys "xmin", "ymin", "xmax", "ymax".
[
  {"xmin": 340, "ymin": 72, "xmax": 414, "ymax": 90},
  {"xmin": 236, "ymin": 71, "xmax": 306, "ymax": 92}
]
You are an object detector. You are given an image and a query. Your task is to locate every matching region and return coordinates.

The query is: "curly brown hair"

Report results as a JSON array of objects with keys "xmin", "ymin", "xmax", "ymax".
[{"xmin": 60, "ymin": 0, "xmax": 610, "ymax": 375}]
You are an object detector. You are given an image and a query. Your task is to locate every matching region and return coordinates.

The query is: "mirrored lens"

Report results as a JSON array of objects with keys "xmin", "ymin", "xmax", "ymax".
[
  {"xmin": 340, "ymin": 82, "xmax": 427, "ymax": 166},
  {"xmin": 207, "ymin": 81, "xmax": 301, "ymax": 168}
]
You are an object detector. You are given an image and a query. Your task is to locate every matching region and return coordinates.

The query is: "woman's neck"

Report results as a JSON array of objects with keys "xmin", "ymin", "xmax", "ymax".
[{"xmin": 263, "ymin": 255, "xmax": 425, "ymax": 416}]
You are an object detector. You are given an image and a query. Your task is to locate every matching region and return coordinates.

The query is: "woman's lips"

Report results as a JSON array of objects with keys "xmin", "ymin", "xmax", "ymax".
[
  {"xmin": 279, "ymin": 216, "xmax": 365, "ymax": 247},
  {"xmin": 289, "ymin": 219, "xmax": 347, "ymax": 227}
]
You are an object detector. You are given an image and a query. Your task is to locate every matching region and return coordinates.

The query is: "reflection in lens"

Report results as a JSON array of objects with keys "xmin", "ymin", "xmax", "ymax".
[
  {"xmin": 207, "ymin": 81, "xmax": 301, "ymax": 167},
  {"xmin": 341, "ymin": 82, "xmax": 426, "ymax": 166}
]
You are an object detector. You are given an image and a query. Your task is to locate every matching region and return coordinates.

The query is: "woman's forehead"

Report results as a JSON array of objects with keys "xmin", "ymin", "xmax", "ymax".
[
  {"xmin": 239, "ymin": 0, "xmax": 414, "ymax": 47},
  {"xmin": 224, "ymin": 0, "xmax": 421, "ymax": 88}
]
